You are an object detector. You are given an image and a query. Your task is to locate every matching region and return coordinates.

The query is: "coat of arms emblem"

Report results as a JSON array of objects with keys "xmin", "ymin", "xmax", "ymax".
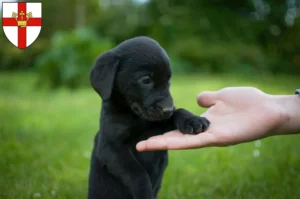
[{"xmin": 2, "ymin": 2, "xmax": 42, "ymax": 49}]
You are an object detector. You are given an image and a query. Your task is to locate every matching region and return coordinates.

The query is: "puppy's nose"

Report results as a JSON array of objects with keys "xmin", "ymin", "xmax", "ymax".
[
  {"xmin": 156, "ymin": 99, "xmax": 174, "ymax": 117},
  {"xmin": 162, "ymin": 106, "xmax": 174, "ymax": 117},
  {"xmin": 162, "ymin": 106, "xmax": 174, "ymax": 113}
]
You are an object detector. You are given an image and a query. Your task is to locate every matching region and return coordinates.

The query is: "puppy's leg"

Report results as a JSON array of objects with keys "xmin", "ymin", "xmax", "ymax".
[
  {"xmin": 97, "ymin": 144, "xmax": 154, "ymax": 199},
  {"xmin": 163, "ymin": 108, "xmax": 210, "ymax": 134},
  {"xmin": 152, "ymin": 151, "xmax": 168, "ymax": 198}
]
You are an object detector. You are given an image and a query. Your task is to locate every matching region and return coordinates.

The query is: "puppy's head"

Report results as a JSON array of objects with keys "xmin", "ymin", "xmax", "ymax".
[{"xmin": 90, "ymin": 36, "xmax": 174, "ymax": 121}]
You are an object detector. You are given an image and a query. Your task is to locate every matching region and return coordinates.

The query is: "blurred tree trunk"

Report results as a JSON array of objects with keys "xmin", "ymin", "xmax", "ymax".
[{"xmin": 76, "ymin": 0, "xmax": 86, "ymax": 29}]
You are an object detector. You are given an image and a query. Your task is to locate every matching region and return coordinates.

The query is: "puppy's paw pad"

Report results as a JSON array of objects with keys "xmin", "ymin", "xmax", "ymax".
[
  {"xmin": 184, "ymin": 116, "xmax": 210, "ymax": 134},
  {"xmin": 196, "ymin": 117, "xmax": 210, "ymax": 132},
  {"xmin": 176, "ymin": 123, "xmax": 193, "ymax": 134}
]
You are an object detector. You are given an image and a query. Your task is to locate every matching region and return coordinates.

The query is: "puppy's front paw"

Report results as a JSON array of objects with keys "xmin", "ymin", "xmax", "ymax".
[
  {"xmin": 177, "ymin": 116, "xmax": 210, "ymax": 134},
  {"xmin": 172, "ymin": 108, "xmax": 210, "ymax": 135}
]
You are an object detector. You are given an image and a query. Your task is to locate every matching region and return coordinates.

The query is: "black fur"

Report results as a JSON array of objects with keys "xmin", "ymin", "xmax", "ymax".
[{"xmin": 88, "ymin": 36, "xmax": 210, "ymax": 199}]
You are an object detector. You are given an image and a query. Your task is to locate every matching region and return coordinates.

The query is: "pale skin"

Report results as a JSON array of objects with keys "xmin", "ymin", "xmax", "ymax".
[{"xmin": 136, "ymin": 87, "xmax": 300, "ymax": 151}]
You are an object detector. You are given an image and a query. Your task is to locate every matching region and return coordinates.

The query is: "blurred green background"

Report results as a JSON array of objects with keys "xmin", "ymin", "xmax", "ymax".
[{"xmin": 0, "ymin": 0, "xmax": 300, "ymax": 199}]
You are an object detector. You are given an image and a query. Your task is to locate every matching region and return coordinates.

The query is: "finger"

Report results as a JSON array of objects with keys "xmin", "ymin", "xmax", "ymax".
[
  {"xmin": 197, "ymin": 91, "xmax": 219, "ymax": 108},
  {"xmin": 136, "ymin": 132, "xmax": 217, "ymax": 151},
  {"xmin": 181, "ymin": 133, "xmax": 217, "ymax": 149},
  {"xmin": 136, "ymin": 130, "xmax": 182, "ymax": 151},
  {"xmin": 147, "ymin": 131, "xmax": 183, "ymax": 140}
]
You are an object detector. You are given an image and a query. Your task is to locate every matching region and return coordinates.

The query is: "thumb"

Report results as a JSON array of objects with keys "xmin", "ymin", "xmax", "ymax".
[{"xmin": 197, "ymin": 91, "xmax": 219, "ymax": 108}]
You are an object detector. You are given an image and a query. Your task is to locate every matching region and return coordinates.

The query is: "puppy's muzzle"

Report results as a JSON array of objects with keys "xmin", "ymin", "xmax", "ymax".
[
  {"xmin": 130, "ymin": 99, "xmax": 174, "ymax": 121},
  {"xmin": 156, "ymin": 100, "xmax": 174, "ymax": 118}
]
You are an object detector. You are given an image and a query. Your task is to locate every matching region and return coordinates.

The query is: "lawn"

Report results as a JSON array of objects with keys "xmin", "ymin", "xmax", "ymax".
[{"xmin": 0, "ymin": 72, "xmax": 300, "ymax": 199}]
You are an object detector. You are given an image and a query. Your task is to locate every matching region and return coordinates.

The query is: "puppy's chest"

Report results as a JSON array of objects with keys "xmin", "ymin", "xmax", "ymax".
[
  {"xmin": 130, "ymin": 126, "xmax": 168, "ymax": 171},
  {"xmin": 128, "ymin": 124, "xmax": 165, "ymax": 144},
  {"xmin": 132, "ymin": 147, "xmax": 167, "ymax": 175}
]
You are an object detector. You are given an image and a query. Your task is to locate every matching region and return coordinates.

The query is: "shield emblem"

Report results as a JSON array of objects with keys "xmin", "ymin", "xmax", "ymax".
[{"xmin": 2, "ymin": 2, "xmax": 42, "ymax": 49}]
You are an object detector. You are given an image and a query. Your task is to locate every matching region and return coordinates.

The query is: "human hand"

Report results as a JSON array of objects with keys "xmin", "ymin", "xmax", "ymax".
[{"xmin": 136, "ymin": 87, "xmax": 286, "ymax": 151}]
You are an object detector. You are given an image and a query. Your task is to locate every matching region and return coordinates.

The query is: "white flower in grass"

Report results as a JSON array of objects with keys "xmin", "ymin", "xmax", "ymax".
[
  {"xmin": 33, "ymin": 192, "xmax": 41, "ymax": 198},
  {"xmin": 254, "ymin": 140, "xmax": 261, "ymax": 147},
  {"xmin": 253, "ymin": 149, "xmax": 260, "ymax": 157},
  {"xmin": 51, "ymin": 190, "xmax": 56, "ymax": 196},
  {"xmin": 83, "ymin": 151, "xmax": 90, "ymax": 158}
]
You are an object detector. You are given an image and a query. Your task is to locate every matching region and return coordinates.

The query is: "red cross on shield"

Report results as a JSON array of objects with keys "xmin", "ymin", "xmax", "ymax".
[{"xmin": 2, "ymin": 2, "xmax": 42, "ymax": 49}]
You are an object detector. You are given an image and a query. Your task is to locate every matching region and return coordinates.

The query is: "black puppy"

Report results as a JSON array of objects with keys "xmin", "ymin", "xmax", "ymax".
[{"xmin": 88, "ymin": 36, "xmax": 210, "ymax": 199}]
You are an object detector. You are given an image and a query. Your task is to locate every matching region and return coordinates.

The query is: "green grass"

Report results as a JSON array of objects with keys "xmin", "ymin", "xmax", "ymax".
[{"xmin": 0, "ymin": 72, "xmax": 300, "ymax": 199}]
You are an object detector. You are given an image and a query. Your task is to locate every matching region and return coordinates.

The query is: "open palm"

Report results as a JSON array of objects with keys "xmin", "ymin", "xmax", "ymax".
[{"xmin": 136, "ymin": 87, "xmax": 282, "ymax": 151}]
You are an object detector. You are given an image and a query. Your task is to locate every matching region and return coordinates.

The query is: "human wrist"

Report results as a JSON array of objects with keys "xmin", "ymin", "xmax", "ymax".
[{"xmin": 272, "ymin": 94, "xmax": 300, "ymax": 135}]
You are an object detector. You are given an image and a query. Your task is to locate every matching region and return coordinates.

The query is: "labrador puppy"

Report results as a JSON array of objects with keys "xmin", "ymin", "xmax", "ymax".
[{"xmin": 88, "ymin": 36, "xmax": 210, "ymax": 199}]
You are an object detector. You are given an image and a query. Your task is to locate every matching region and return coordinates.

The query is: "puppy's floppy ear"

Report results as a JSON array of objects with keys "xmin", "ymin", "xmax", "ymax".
[{"xmin": 90, "ymin": 50, "xmax": 119, "ymax": 100}]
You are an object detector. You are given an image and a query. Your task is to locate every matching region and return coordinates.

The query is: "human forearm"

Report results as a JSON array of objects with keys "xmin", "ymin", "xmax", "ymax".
[{"xmin": 272, "ymin": 94, "xmax": 300, "ymax": 135}]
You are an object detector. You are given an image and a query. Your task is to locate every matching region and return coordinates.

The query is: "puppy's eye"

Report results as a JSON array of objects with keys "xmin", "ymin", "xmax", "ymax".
[{"xmin": 139, "ymin": 76, "xmax": 152, "ymax": 85}]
